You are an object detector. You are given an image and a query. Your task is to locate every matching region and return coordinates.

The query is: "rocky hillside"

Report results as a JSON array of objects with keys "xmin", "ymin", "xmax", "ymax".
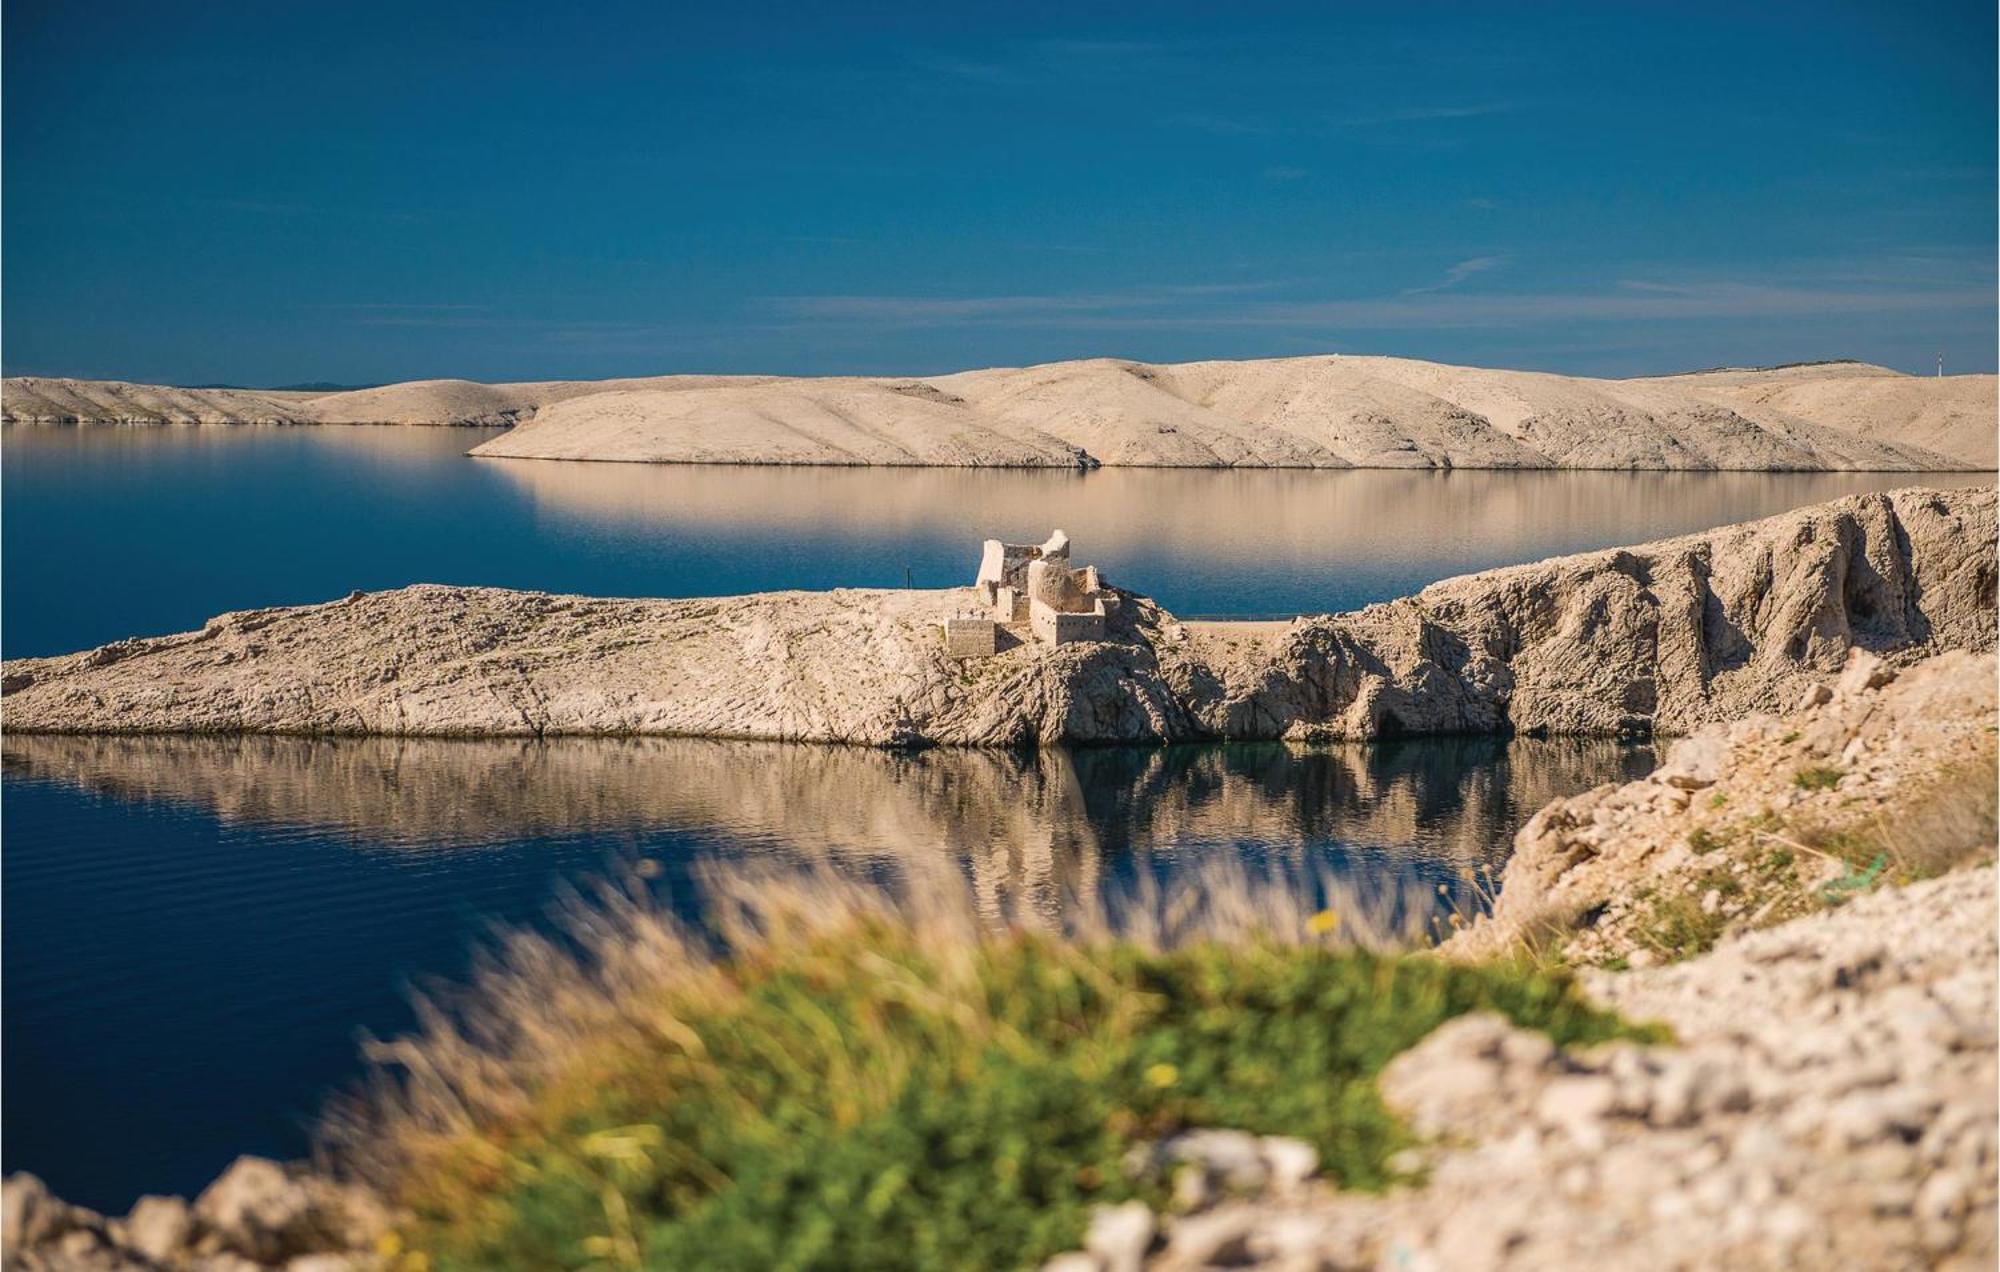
[
  {"xmin": 1037, "ymin": 868, "xmax": 1997, "ymax": 1271},
  {"xmin": 3, "ymin": 487, "xmax": 1991, "ymax": 744},
  {"xmin": 1452, "ymin": 646, "xmax": 1998, "ymax": 964},
  {"xmin": 1646, "ymin": 362, "xmax": 1999, "ymax": 470},
  {"xmin": 0, "ymin": 379, "xmax": 318, "ymax": 425},
  {"xmin": 1031, "ymin": 646, "xmax": 1997, "ymax": 1270},
  {"xmin": 6, "ymin": 355, "xmax": 1993, "ymax": 469}
]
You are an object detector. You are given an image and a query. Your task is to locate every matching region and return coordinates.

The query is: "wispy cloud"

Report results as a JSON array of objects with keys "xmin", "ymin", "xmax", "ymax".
[
  {"xmin": 1329, "ymin": 102, "xmax": 1516, "ymax": 128},
  {"xmin": 1033, "ymin": 38, "xmax": 1165, "ymax": 60},
  {"xmin": 1163, "ymin": 111, "xmax": 1271, "ymax": 136},
  {"xmin": 906, "ymin": 35, "xmax": 1174, "ymax": 90},
  {"xmin": 184, "ymin": 197, "xmax": 427, "ymax": 224},
  {"xmin": 760, "ymin": 272, "xmax": 1992, "ymax": 334},
  {"xmin": 905, "ymin": 55, "xmax": 1025, "ymax": 87},
  {"xmin": 769, "ymin": 282, "xmax": 1277, "ymax": 323},
  {"xmin": 1402, "ymin": 255, "xmax": 1508, "ymax": 295},
  {"xmin": 298, "ymin": 302, "xmax": 490, "ymax": 312}
]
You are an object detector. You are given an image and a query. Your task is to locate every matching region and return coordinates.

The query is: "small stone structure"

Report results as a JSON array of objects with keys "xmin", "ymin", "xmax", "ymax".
[
  {"xmin": 943, "ymin": 530, "xmax": 1119, "ymax": 657},
  {"xmin": 940, "ymin": 617, "xmax": 1000, "ymax": 658}
]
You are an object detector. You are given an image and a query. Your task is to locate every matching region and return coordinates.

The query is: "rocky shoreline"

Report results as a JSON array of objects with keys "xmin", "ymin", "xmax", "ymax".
[{"xmin": 4, "ymin": 487, "xmax": 1993, "ymax": 745}]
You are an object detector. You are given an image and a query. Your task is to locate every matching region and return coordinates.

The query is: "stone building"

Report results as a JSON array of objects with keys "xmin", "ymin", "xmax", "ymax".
[{"xmin": 942, "ymin": 530, "xmax": 1120, "ymax": 657}]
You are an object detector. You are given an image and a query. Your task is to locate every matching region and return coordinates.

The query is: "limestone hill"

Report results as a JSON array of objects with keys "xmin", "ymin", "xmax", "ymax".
[{"xmin": 5, "ymin": 355, "xmax": 1992, "ymax": 469}]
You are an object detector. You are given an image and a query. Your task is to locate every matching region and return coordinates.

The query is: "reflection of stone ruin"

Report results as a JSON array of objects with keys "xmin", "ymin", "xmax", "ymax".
[{"xmin": 941, "ymin": 530, "xmax": 1121, "ymax": 658}]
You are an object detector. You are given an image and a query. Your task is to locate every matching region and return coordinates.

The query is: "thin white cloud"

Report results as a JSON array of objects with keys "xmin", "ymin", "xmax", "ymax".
[
  {"xmin": 1164, "ymin": 111, "xmax": 1271, "ymax": 136},
  {"xmin": 1402, "ymin": 255, "xmax": 1508, "ymax": 295},
  {"xmin": 767, "ymin": 282, "xmax": 1278, "ymax": 323},
  {"xmin": 298, "ymin": 302, "xmax": 490, "ymax": 312},
  {"xmin": 1328, "ymin": 102, "xmax": 1516, "ymax": 128},
  {"xmin": 759, "ymin": 275, "xmax": 1992, "ymax": 333}
]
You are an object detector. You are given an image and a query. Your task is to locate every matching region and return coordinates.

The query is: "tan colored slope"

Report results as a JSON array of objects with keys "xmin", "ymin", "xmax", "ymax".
[
  {"xmin": 474, "ymin": 379, "xmax": 1091, "ymax": 466},
  {"xmin": 477, "ymin": 354, "xmax": 1980, "ymax": 470},
  {"xmin": 1679, "ymin": 372, "xmax": 1998, "ymax": 469},
  {"xmin": 6, "ymin": 356, "xmax": 1991, "ymax": 469},
  {"xmin": 1, "ymin": 377, "xmax": 314, "ymax": 424},
  {"xmin": 300, "ymin": 374, "xmax": 782, "ymax": 425}
]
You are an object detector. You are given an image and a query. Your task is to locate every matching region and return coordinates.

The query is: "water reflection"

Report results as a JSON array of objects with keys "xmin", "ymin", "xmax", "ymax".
[
  {"xmin": 0, "ymin": 729, "xmax": 1654, "ymax": 1209},
  {"xmin": 483, "ymin": 461, "xmax": 1992, "ymax": 615},
  {"xmin": 5, "ymin": 426, "xmax": 1986, "ymax": 657},
  {"xmin": 2, "ymin": 732, "xmax": 1656, "ymax": 925}
]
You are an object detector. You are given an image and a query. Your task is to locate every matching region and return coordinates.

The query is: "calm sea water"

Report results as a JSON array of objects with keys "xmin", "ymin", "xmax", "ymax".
[
  {"xmin": 3, "ymin": 426, "xmax": 1985, "ymax": 656},
  {"xmin": 2, "ymin": 732, "xmax": 1657, "ymax": 1211},
  {"xmin": 1, "ymin": 425, "xmax": 1981, "ymax": 1211}
]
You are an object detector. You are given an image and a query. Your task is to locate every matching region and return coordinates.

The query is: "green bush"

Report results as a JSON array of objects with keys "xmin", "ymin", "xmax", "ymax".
[
  {"xmin": 366, "ymin": 919, "xmax": 1644, "ymax": 1271},
  {"xmin": 1792, "ymin": 765, "xmax": 1844, "ymax": 791}
]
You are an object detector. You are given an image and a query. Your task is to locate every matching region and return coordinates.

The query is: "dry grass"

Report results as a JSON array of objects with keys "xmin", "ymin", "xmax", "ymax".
[
  {"xmin": 1791, "ymin": 754, "xmax": 1999, "ymax": 885},
  {"xmin": 321, "ymin": 856, "xmax": 1431, "ymax": 1181},
  {"xmin": 317, "ymin": 856, "xmax": 1632, "ymax": 1269}
]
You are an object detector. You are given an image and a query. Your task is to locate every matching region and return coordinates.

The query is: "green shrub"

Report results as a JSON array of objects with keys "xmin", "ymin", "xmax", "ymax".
[
  {"xmin": 1687, "ymin": 827, "xmax": 1725, "ymax": 855},
  {"xmin": 336, "ymin": 877, "xmax": 1648, "ymax": 1272},
  {"xmin": 1632, "ymin": 866, "xmax": 1742, "ymax": 961},
  {"xmin": 1792, "ymin": 765, "xmax": 1844, "ymax": 791}
]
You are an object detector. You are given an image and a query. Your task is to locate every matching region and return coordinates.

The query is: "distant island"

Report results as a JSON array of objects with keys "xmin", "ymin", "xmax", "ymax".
[{"xmin": 4, "ymin": 353, "xmax": 1993, "ymax": 471}]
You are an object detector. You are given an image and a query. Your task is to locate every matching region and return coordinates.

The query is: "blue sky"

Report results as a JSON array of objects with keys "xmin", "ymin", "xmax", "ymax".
[{"xmin": 4, "ymin": 0, "xmax": 1993, "ymax": 383}]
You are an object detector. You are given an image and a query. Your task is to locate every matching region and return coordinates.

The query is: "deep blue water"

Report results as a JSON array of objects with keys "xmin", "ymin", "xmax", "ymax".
[
  {"xmin": 2, "ymin": 732, "xmax": 1656, "ymax": 1211},
  {"xmin": 1, "ymin": 426, "xmax": 1978, "ymax": 1213}
]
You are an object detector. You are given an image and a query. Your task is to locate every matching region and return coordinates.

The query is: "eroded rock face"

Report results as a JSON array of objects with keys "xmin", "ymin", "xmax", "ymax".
[
  {"xmin": 1451, "ymin": 647, "xmax": 1998, "ymax": 964},
  {"xmin": 3, "ymin": 488, "xmax": 1992, "ymax": 746}
]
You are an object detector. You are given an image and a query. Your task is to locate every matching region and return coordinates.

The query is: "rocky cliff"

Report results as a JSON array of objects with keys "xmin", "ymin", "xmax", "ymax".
[
  {"xmin": 7, "ymin": 355, "xmax": 1994, "ymax": 470},
  {"xmin": 3, "ymin": 488, "xmax": 1992, "ymax": 744},
  {"xmin": 1031, "ymin": 646, "xmax": 1998, "ymax": 1271},
  {"xmin": 1449, "ymin": 645, "xmax": 1998, "ymax": 964}
]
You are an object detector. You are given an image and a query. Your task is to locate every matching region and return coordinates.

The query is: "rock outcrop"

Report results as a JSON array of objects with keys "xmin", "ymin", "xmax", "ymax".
[
  {"xmin": 6, "ymin": 355, "xmax": 1993, "ymax": 470},
  {"xmin": 2, "ymin": 1156, "xmax": 386, "ymax": 1271},
  {"xmin": 4, "ymin": 488, "xmax": 1992, "ymax": 745},
  {"xmin": 1447, "ymin": 646, "xmax": 1998, "ymax": 964}
]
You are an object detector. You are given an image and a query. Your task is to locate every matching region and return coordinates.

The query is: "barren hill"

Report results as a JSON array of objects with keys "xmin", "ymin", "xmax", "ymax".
[
  {"xmin": 5, "ymin": 486, "xmax": 1990, "ymax": 745},
  {"xmin": 5, "ymin": 355, "xmax": 1992, "ymax": 470}
]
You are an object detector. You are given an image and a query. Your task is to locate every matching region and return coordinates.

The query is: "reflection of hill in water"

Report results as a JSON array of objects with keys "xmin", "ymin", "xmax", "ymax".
[
  {"xmin": 483, "ymin": 462, "xmax": 1989, "ymax": 587},
  {"xmin": 3, "ymin": 734, "xmax": 1655, "ymax": 925}
]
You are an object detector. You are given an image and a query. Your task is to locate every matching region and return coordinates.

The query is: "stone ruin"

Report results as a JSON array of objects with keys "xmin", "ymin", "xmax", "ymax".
[{"xmin": 941, "ymin": 530, "xmax": 1121, "ymax": 658}]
